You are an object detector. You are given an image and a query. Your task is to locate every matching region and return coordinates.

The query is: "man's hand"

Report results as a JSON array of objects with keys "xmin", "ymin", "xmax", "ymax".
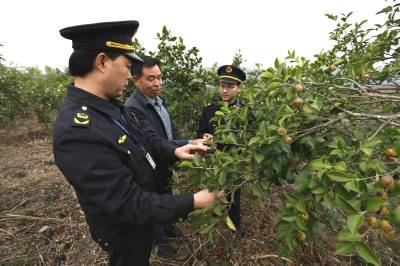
[
  {"xmin": 175, "ymin": 143, "xmax": 210, "ymax": 160},
  {"xmin": 191, "ymin": 139, "xmax": 205, "ymax": 145},
  {"xmin": 193, "ymin": 189, "xmax": 225, "ymax": 209}
]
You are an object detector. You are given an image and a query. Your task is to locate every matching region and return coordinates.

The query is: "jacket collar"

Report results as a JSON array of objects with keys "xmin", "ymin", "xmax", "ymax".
[
  {"xmin": 216, "ymin": 98, "xmax": 241, "ymax": 107},
  {"xmin": 66, "ymin": 84, "xmax": 122, "ymax": 119},
  {"xmin": 133, "ymin": 89, "xmax": 164, "ymax": 107}
]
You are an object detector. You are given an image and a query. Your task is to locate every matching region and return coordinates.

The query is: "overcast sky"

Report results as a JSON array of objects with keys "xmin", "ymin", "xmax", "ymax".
[{"xmin": 0, "ymin": 0, "xmax": 387, "ymax": 70}]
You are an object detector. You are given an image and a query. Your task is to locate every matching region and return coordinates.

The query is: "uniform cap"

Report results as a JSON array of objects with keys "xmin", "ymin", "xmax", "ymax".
[
  {"xmin": 60, "ymin": 20, "xmax": 143, "ymax": 62},
  {"xmin": 217, "ymin": 65, "xmax": 246, "ymax": 84}
]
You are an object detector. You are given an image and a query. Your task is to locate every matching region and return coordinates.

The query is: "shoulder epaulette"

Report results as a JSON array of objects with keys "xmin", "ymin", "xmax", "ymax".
[{"xmin": 72, "ymin": 105, "xmax": 91, "ymax": 128}]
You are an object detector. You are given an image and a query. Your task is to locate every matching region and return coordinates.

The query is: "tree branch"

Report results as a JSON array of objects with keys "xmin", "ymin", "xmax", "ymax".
[
  {"xmin": 293, "ymin": 118, "xmax": 342, "ymax": 139},
  {"xmin": 337, "ymin": 78, "xmax": 368, "ymax": 93},
  {"xmin": 368, "ymin": 119, "xmax": 391, "ymax": 140}
]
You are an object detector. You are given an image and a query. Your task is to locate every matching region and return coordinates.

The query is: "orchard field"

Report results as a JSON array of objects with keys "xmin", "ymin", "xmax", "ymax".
[{"xmin": 1, "ymin": 2, "xmax": 400, "ymax": 265}]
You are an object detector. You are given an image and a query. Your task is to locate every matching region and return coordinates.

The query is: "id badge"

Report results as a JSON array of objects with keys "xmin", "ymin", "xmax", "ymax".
[{"xmin": 145, "ymin": 152, "xmax": 156, "ymax": 169}]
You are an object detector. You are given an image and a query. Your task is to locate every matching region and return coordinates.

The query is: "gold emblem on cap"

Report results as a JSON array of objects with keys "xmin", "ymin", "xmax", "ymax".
[
  {"xmin": 226, "ymin": 66, "xmax": 233, "ymax": 73},
  {"xmin": 106, "ymin": 41, "xmax": 134, "ymax": 51}
]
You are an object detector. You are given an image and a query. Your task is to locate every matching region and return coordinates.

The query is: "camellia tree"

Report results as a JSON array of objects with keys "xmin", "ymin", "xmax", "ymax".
[{"xmin": 180, "ymin": 2, "xmax": 400, "ymax": 265}]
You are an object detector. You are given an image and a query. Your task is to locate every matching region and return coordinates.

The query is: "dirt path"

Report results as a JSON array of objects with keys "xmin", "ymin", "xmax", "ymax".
[{"xmin": 0, "ymin": 124, "xmax": 107, "ymax": 265}]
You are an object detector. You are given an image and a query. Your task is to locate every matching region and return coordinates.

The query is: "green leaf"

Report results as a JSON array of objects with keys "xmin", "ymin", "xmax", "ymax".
[
  {"xmin": 268, "ymin": 82, "xmax": 282, "ymax": 90},
  {"xmin": 335, "ymin": 195, "xmax": 358, "ymax": 215},
  {"xmin": 228, "ymin": 132, "xmax": 238, "ymax": 144},
  {"xmin": 333, "ymin": 161, "xmax": 346, "ymax": 171},
  {"xmin": 330, "ymin": 149, "xmax": 344, "ymax": 156},
  {"xmin": 303, "ymin": 103, "xmax": 313, "ymax": 114},
  {"xmin": 274, "ymin": 58, "xmax": 281, "ymax": 68},
  {"xmin": 218, "ymin": 171, "xmax": 226, "ymax": 186},
  {"xmin": 359, "ymin": 161, "xmax": 369, "ymax": 173},
  {"xmin": 327, "ymin": 171, "xmax": 355, "ymax": 182},
  {"xmin": 248, "ymin": 136, "xmax": 261, "ymax": 146},
  {"xmin": 193, "ymin": 153, "xmax": 201, "ymax": 166},
  {"xmin": 294, "ymin": 201, "xmax": 306, "ymax": 213},
  {"xmin": 394, "ymin": 206, "xmax": 400, "ymax": 225},
  {"xmin": 179, "ymin": 161, "xmax": 193, "ymax": 168},
  {"xmin": 354, "ymin": 242, "xmax": 381, "ymax": 266},
  {"xmin": 213, "ymin": 205, "xmax": 222, "ymax": 216},
  {"xmin": 362, "ymin": 138, "xmax": 382, "ymax": 148},
  {"xmin": 360, "ymin": 139, "xmax": 381, "ymax": 157},
  {"xmin": 254, "ymin": 153, "xmax": 265, "ymax": 163},
  {"xmin": 365, "ymin": 198, "xmax": 386, "ymax": 212},
  {"xmin": 261, "ymin": 70, "xmax": 274, "ymax": 79},
  {"xmin": 295, "ymin": 217, "xmax": 307, "ymax": 231},
  {"xmin": 345, "ymin": 181, "xmax": 360, "ymax": 193},
  {"xmin": 377, "ymin": 6, "xmax": 392, "ymax": 15},
  {"xmin": 336, "ymin": 241, "xmax": 355, "ymax": 255},
  {"xmin": 312, "ymin": 158, "xmax": 330, "ymax": 170},
  {"xmin": 360, "ymin": 147, "xmax": 373, "ymax": 157},
  {"xmin": 311, "ymin": 185, "xmax": 327, "ymax": 194},
  {"xmin": 347, "ymin": 213, "xmax": 364, "ymax": 235},
  {"xmin": 281, "ymin": 215, "xmax": 298, "ymax": 222},
  {"xmin": 226, "ymin": 216, "xmax": 237, "ymax": 231},
  {"xmin": 285, "ymin": 193, "xmax": 299, "ymax": 204},
  {"xmin": 215, "ymin": 111, "xmax": 224, "ymax": 117},
  {"xmin": 199, "ymin": 224, "xmax": 213, "ymax": 234},
  {"xmin": 338, "ymin": 229, "xmax": 362, "ymax": 242},
  {"xmin": 310, "ymin": 98, "xmax": 323, "ymax": 111}
]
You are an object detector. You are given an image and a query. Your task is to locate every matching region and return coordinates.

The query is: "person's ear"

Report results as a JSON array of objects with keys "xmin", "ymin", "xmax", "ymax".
[
  {"xmin": 94, "ymin": 53, "xmax": 108, "ymax": 73},
  {"xmin": 131, "ymin": 75, "xmax": 140, "ymax": 85}
]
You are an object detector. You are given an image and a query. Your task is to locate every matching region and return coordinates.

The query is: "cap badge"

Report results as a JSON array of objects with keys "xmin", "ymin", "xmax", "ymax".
[
  {"xmin": 226, "ymin": 66, "xmax": 233, "ymax": 73},
  {"xmin": 106, "ymin": 41, "xmax": 134, "ymax": 51}
]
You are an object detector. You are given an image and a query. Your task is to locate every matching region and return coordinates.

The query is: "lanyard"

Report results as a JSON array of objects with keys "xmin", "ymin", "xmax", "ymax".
[{"xmin": 110, "ymin": 115, "xmax": 157, "ymax": 170}]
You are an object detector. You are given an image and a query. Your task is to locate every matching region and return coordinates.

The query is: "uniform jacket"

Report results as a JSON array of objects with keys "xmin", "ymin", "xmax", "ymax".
[
  {"xmin": 53, "ymin": 85, "xmax": 193, "ymax": 245},
  {"xmin": 196, "ymin": 98, "xmax": 242, "ymax": 138}
]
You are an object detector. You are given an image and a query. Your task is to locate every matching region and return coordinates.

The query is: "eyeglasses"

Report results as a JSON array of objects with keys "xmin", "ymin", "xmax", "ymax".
[{"xmin": 219, "ymin": 84, "xmax": 237, "ymax": 90}]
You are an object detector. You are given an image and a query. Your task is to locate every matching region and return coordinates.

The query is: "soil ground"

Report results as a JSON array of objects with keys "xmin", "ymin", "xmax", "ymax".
[{"xmin": 0, "ymin": 121, "xmax": 398, "ymax": 265}]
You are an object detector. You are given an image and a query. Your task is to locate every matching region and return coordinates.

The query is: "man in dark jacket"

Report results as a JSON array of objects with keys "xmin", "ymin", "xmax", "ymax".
[
  {"xmin": 125, "ymin": 56, "xmax": 204, "ymax": 257},
  {"xmin": 54, "ymin": 21, "xmax": 222, "ymax": 266},
  {"xmin": 197, "ymin": 65, "xmax": 246, "ymax": 233}
]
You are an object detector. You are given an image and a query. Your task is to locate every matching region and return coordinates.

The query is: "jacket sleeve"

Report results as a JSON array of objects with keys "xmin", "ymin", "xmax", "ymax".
[
  {"xmin": 171, "ymin": 122, "xmax": 189, "ymax": 147},
  {"xmin": 54, "ymin": 129, "xmax": 194, "ymax": 226},
  {"xmin": 196, "ymin": 108, "xmax": 209, "ymax": 138}
]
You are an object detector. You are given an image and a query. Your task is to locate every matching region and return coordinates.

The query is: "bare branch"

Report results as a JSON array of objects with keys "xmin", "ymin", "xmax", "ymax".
[
  {"xmin": 0, "ymin": 214, "xmax": 64, "ymax": 222},
  {"xmin": 336, "ymin": 78, "xmax": 400, "ymax": 100},
  {"xmin": 341, "ymin": 109, "xmax": 400, "ymax": 120},
  {"xmin": 337, "ymin": 78, "xmax": 368, "ymax": 93},
  {"xmin": 305, "ymin": 87, "xmax": 400, "ymax": 121},
  {"xmin": 293, "ymin": 118, "xmax": 342, "ymax": 139},
  {"xmin": 368, "ymin": 120, "xmax": 391, "ymax": 140},
  {"xmin": 361, "ymin": 92, "xmax": 400, "ymax": 100}
]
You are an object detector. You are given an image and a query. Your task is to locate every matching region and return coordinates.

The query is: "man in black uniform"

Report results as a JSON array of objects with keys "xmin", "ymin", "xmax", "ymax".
[
  {"xmin": 124, "ymin": 56, "xmax": 205, "ymax": 257},
  {"xmin": 54, "ymin": 21, "xmax": 222, "ymax": 266},
  {"xmin": 196, "ymin": 65, "xmax": 246, "ymax": 233}
]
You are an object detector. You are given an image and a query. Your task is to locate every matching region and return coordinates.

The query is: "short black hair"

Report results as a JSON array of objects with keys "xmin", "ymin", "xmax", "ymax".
[
  {"xmin": 68, "ymin": 50, "xmax": 121, "ymax": 77},
  {"xmin": 130, "ymin": 55, "xmax": 161, "ymax": 77}
]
